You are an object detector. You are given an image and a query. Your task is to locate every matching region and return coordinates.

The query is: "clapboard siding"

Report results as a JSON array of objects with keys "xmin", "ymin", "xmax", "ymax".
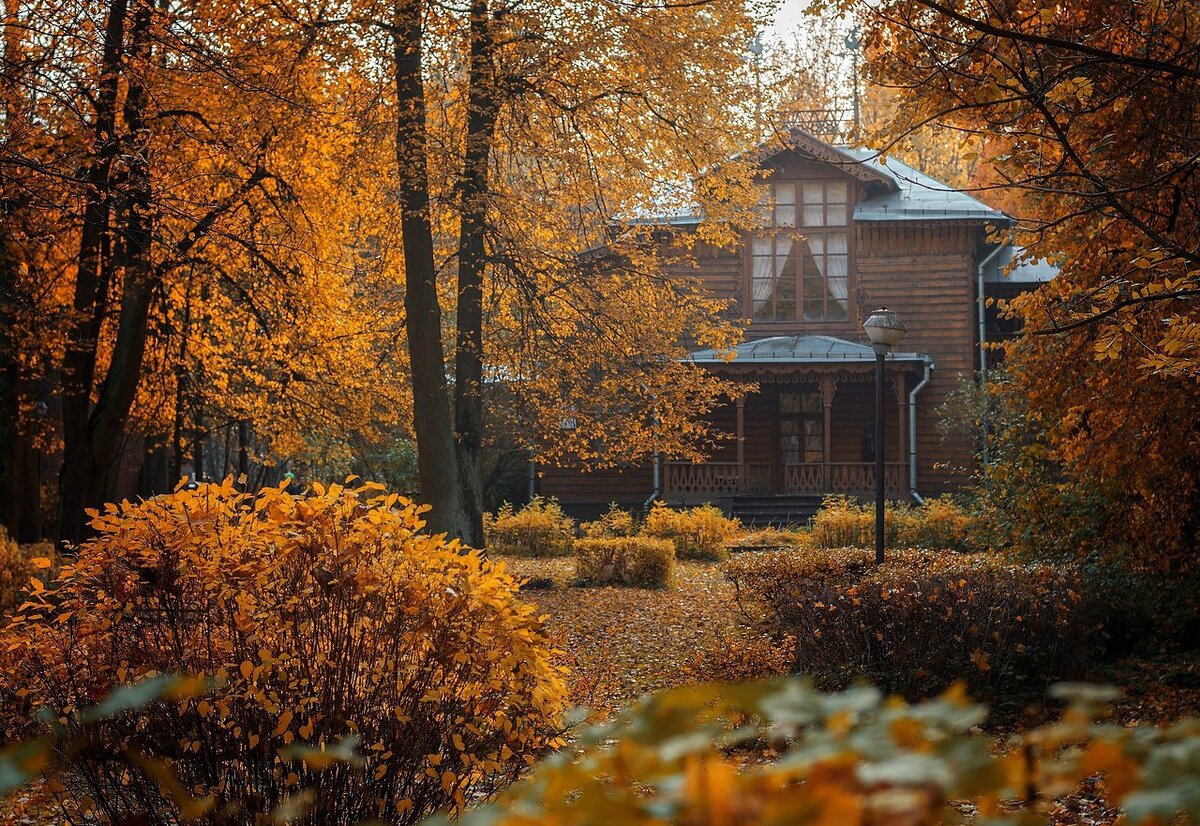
[
  {"xmin": 541, "ymin": 175, "xmax": 985, "ymax": 504},
  {"xmin": 857, "ymin": 223, "xmax": 977, "ymax": 493}
]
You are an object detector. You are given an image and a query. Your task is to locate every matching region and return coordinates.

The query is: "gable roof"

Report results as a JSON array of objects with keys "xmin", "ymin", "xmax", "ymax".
[
  {"xmin": 688, "ymin": 334, "xmax": 927, "ymax": 365},
  {"xmin": 626, "ymin": 130, "xmax": 1012, "ymax": 228},
  {"xmin": 761, "ymin": 128, "xmax": 899, "ymax": 190},
  {"xmin": 982, "ymin": 243, "xmax": 1059, "ymax": 283},
  {"xmin": 837, "ymin": 148, "xmax": 1013, "ymax": 225}
]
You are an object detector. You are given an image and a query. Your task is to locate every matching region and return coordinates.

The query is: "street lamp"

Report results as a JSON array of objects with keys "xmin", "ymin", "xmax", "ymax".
[{"xmin": 863, "ymin": 308, "xmax": 907, "ymax": 564}]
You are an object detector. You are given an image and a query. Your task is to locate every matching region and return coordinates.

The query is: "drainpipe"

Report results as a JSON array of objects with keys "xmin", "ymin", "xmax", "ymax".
[
  {"xmin": 976, "ymin": 232, "xmax": 1014, "ymax": 467},
  {"xmin": 976, "ymin": 235, "xmax": 1013, "ymax": 385},
  {"xmin": 645, "ymin": 448, "xmax": 661, "ymax": 509},
  {"xmin": 644, "ymin": 387, "xmax": 661, "ymax": 509},
  {"xmin": 908, "ymin": 356, "xmax": 934, "ymax": 505}
]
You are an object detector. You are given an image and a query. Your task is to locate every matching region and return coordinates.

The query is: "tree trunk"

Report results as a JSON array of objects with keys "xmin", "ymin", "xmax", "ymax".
[
  {"xmin": 452, "ymin": 0, "xmax": 499, "ymax": 549},
  {"xmin": 391, "ymin": 0, "xmax": 471, "ymax": 541},
  {"xmin": 57, "ymin": 0, "xmax": 129, "ymax": 546},
  {"xmin": 58, "ymin": 0, "xmax": 157, "ymax": 546},
  {"xmin": 237, "ymin": 420, "xmax": 249, "ymax": 482}
]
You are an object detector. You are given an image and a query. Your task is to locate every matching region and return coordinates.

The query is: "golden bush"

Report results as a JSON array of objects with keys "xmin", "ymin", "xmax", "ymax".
[
  {"xmin": 0, "ymin": 479, "xmax": 568, "ymax": 825},
  {"xmin": 809, "ymin": 495, "xmax": 980, "ymax": 552},
  {"xmin": 579, "ymin": 503, "xmax": 636, "ymax": 539},
  {"xmin": 0, "ymin": 527, "xmax": 27, "ymax": 617},
  {"xmin": 642, "ymin": 503, "xmax": 740, "ymax": 561},
  {"xmin": 0, "ymin": 530, "xmax": 56, "ymax": 618},
  {"xmin": 484, "ymin": 497, "xmax": 575, "ymax": 556},
  {"xmin": 574, "ymin": 536, "xmax": 675, "ymax": 588},
  {"xmin": 728, "ymin": 527, "xmax": 809, "ymax": 551}
]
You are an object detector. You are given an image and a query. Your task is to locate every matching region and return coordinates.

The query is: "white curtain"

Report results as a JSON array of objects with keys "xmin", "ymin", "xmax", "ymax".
[
  {"xmin": 826, "ymin": 233, "xmax": 848, "ymax": 313},
  {"xmin": 752, "ymin": 236, "xmax": 792, "ymax": 316}
]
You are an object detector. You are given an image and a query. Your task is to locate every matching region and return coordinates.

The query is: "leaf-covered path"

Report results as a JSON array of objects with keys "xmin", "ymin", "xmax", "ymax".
[{"xmin": 499, "ymin": 557, "xmax": 744, "ymax": 714}]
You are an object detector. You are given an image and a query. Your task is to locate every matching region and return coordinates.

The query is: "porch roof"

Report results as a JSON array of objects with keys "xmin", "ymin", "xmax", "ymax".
[{"xmin": 687, "ymin": 334, "xmax": 927, "ymax": 366}]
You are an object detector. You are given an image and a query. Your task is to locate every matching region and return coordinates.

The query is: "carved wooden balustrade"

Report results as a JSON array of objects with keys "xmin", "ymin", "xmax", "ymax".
[{"xmin": 664, "ymin": 461, "xmax": 907, "ymax": 498}]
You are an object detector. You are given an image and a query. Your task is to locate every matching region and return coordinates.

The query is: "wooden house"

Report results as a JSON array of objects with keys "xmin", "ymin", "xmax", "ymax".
[{"xmin": 538, "ymin": 130, "xmax": 1046, "ymax": 522}]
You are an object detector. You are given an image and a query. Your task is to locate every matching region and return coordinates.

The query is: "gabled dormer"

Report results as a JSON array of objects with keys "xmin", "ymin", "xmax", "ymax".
[{"xmin": 742, "ymin": 130, "xmax": 901, "ymax": 335}]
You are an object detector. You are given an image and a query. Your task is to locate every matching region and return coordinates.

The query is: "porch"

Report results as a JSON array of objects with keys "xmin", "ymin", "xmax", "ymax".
[
  {"xmin": 662, "ymin": 460, "xmax": 908, "ymax": 499},
  {"xmin": 664, "ymin": 335, "xmax": 924, "ymax": 504}
]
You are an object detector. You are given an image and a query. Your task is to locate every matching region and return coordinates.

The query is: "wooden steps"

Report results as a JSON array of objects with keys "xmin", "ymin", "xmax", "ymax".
[{"xmin": 731, "ymin": 494, "xmax": 824, "ymax": 527}]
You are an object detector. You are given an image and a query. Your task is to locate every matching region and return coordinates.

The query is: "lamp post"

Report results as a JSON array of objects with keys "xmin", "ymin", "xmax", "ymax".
[{"xmin": 863, "ymin": 308, "xmax": 907, "ymax": 564}]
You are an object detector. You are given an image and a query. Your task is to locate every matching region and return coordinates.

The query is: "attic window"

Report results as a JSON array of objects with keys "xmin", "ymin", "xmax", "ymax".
[{"xmin": 750, "ymin": 180, "xmax": 853, "ymax": 323}]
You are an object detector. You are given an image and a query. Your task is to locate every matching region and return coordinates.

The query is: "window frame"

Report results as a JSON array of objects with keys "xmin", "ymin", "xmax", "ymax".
[{"xmin": 743, "ymin": 176, "xmax": 857, "ymax": 328}]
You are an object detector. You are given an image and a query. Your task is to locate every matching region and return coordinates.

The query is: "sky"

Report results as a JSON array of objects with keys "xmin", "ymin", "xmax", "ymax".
[{"xmin": 768, "ymin": 0, "xmax": 814, "ymax": 38}]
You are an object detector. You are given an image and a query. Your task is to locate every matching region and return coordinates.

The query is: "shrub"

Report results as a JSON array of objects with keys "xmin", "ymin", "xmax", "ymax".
[
  {"xmin": 809, "ymin": 495, "xmax": 981, "ymax": 552},
  {"xmin": 642, "ymin": 503, "xmax": 740, "ymax": 561},
  {"xmin": 574, "ymin": 536, "xmax": 675, "ymax": 588},
  {"xmin": 579, "ymin": 503, "xmax": 636, "ymax": 539},
  {"xmin": 0, "ymin": 531, "xmax": 57, "ymax": 618},
  {"xmin": 0, "ymin": 480, "xmax": 568, "ymax": 825},
  {"xmin": 727, "ymin": 527, "xmax": 809, "ymax": 552},
  {"xmin": 808, "ymin": 495, "xmax": 902, "ymax": 548},
  {"xmin": 897, "ymin": 495, "xmax": 982, "ymax": 552},
  {"xmin": 448, "ymin": 679, "xmax": 1200, "ymax": 826},
  {"xmin": 484, "ymin": 497, "xmax": 575, "ymax": 556},
  {"xmin": 0, "ymin": 527, "xmax": 29, "ymax": 617},
  {"xmin": 680, "ymin": 633, "xmax": 794, "ymax": 683},
  {"xmin": 723, "ymin": 548, "xmax": 1091, "ymax": 702}
]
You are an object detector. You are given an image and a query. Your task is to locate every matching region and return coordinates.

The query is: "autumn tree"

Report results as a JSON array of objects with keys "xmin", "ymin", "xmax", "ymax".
[
  {"xmin": 840, "ymin": 0, "xmax": 1200, "ymax": 567},
  {"xmin": 6, "ymin": 0, "xmax": 770, "ymax": 548},
  {"xmin": 1, "ymin": 0, "xmax": 416, "ymax": 544},
  {"xmin": 353, "ymin": 0, "xmax": 765, "ymax": 543}
]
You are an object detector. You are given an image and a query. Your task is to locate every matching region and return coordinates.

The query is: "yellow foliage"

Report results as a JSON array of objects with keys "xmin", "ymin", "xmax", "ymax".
[
  {"xmin": 451, "ymin": 677, "xmax": 1200, "ymax": 826},
  {"xmin": 0, "ymin": 532, "xmax": 57, "ymax": 618},
  {"xmin": 642, "ymin": 503, "xmax": 741, "ymax": 561},
  {"xmin": 0, "ymin": 479, "xmax": 567, "ymax": 824},
  {"xmin": 574, "ymin": 537, "xmax": 675, "ymax": 588},
  {"xmin": 579, "ymin": 503, "xmax": 636, "ymax": 539},
  {"xmin": 484, "ymin": 497, "xmax": 575, "ymax": 557},
  {"xmin": 809, "ymin": 495, "xmax": 979, "ymax": 552}
]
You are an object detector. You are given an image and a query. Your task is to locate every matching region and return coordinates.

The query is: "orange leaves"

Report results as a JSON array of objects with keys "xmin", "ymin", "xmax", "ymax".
[
  {"xmin": 0, "ymin": 480, "xmax": 567, "ymax": 823},
  {"xmin": 272, "ymin": 709, "xmax": 294, "ymax": 738}
]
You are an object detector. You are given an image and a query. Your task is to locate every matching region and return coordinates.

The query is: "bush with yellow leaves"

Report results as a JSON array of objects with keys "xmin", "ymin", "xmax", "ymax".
[
  {"xmin": 0, "ymin": 479, "xmax": 568, "ymax": 825},
  {"xmin": 436, "ymin": 679, "xmax": 1200, "ymax": 826},
  {"xmin": 0, "ymin": 527, "xmax": 28, "ymax": 617},
  {"xmin": 579, "ymin": 503, "xmax": 636, "ymax": 539},
  {"xmin": 642, "ymin": 503, "xmax": 740, "ymax": 561},
  {"xmin": 723, "ymin": 548, "xmax": 1091, "ymax": 702},
  {"xmin": 0, "ymin": 529, "xmax": 56, "ymax": 618},
  {"xmin": 809, "ymin": 495, "xmax": 981, "ymax": 552},
  {"xmin": 574, "ymin": 536, "xmax": 675, "ymax": 588},
  {"xmin": 484, "ymin": 497, "xmax": 575, "ymax": 556}
]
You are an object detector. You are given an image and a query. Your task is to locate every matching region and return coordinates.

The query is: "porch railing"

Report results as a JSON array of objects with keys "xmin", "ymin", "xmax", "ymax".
[{"xmin": 663, "ymin": 461, "xmax": 908, "ymax": 498}]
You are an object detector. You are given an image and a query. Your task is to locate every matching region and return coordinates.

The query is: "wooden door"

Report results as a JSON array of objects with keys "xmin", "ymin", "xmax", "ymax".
[{"xmin": 777, "ymin": 389, "xmax": 824, "ymax": 493}]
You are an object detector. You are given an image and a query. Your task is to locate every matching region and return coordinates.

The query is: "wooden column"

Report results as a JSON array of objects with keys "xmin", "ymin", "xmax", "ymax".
[
  {"xmin": 736, "ymin": 395, "xmax": 746, "ymax": 493},
  {"xmin": 820, "ymin": 375, "xmax": 835, "ymax": 493},
  {"xmin": 893, "ymin": 371, "xmax": 907, "ymax": 496}
]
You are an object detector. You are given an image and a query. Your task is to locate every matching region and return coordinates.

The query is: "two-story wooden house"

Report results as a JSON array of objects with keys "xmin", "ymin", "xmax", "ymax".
[{"xmin": 538, "ymin": 129, "xmax": 1036, "ymax": 522}]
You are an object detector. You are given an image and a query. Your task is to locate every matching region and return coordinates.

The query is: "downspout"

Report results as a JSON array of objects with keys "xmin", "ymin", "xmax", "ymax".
[
  {"xmin": 975, "ymin": 232, "xmax": 1014, "ymax": 466},
  {"xmin": 645, "ymin": 386, "xmax": 661, "ymax": 509},
  {"xmin": 976, "ymin": 234, "xmax": 1013, "ymax": 385},
  {"xmin": 645, "ymin": 448, "xmax": 661, "ymax": 509},
  {"xmin": 908, "ymin": 356, "xmax": 934, "ymax": 505}
]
